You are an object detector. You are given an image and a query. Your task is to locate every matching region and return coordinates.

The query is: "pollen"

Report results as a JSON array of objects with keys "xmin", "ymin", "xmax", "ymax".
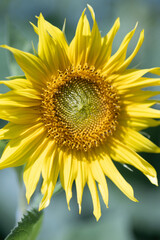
[{"xmin": 41, "ymin": 65, "xmax": 120, "ymax": 151}]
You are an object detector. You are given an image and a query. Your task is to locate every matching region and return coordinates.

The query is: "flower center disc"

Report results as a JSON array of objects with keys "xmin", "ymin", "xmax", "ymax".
[{"xmin": 41, "ymin": 66, "xmax": 120, "ymax": 151}]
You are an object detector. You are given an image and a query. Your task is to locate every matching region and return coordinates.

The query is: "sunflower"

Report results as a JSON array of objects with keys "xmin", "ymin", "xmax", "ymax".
[{"xmin": 0, "ymin": 5, "xmax": 160, "ymax": 221}]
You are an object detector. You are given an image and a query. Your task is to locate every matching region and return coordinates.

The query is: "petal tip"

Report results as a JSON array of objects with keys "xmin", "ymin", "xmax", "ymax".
[
  {"xmin": 0, "ymin": 44, "xmax": 8, "ymax": 49},
  {"xmin": 135, "ymin": 21, "xmax": 138, "ymax": 29},
  {"xmin": 26, "ymin": 194, "xmax": 31, "ymax": 205},
  {"xmin": 116, "ymin": 17, "xmax": 120, "ymax": 26},
  {"xmin": 94, "ymin": 211, "xmax": 101, "ymax": 221},
  {"xmin": 147, "ymin": 175, "xmax": 158, "ymax": 186},
  {"xmin": 134, "ymin": 198, "xmax": 139, "ymax": 203},
  {"xmin": 87, "ymin": 4, "xmax": 92, "ymax": 9},
  {"xmin": 68, "ymin": 204, "xmax": 71, "ymax": 211},
  {"xmin": 39, "ymin": 198, "xmax": 50, "ymax": 211},
  {"xmin": 87, "ymin": 4, "xmax": 95, "ymax": 20},
  {"xmin": 38, "ymin": 205, "xmax": 43, "ymax": 211},
  {"xmin": 78, "ymin": 203, "xmax": 82, "ymax": 214}
]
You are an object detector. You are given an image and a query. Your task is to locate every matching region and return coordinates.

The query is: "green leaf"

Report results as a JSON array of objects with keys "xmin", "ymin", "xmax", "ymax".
[{"xmin": 5, "ymin": 209, "xmax": 43, "ymax": 240}]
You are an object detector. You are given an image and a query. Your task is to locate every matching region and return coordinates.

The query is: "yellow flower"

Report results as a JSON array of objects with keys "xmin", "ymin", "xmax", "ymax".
[{"xmin": 0, "ymin": 5, "xmax": 160, "ymax": 220}]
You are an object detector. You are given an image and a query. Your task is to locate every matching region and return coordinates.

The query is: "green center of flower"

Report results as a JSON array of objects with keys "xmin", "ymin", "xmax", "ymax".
[
  {"xmin": 55, "ymin": 79, "xmax": 103, "ymax": 131},
  {"xmin": 41, "ymin": 65, "xmax": 120, "ymax": 151}
]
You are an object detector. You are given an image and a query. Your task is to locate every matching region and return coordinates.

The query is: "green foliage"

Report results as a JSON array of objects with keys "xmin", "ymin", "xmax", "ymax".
[{"xmin": 5, "ymin": 209, "xmax": 43, "ymax": 240}]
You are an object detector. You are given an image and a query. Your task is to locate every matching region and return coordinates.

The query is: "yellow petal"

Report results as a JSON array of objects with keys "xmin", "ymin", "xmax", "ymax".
[
  {"xmin": 0, "ymin": 78, "xmax": 32, "ymax": 90},
  {"xmin": 121, "ymin": 127, "xmax": 160, "ymax": 153},
  {"xmin": 124, "ymin": 118, "xmax": 160, "ymax": 131},
  {"xmin": 59, "ymin": 150, "xmax": 77, "ymax": 209},
  {"xmin": 0, "ymin": 106, "xmax": 40, "ymax": 123},
  {"xmin": 114, "ymin": 68, "xmax": 160, "ymax": 92},
  {"xmin": 110, "ymin": 139, "xmax": 158, "ymax": 183},
  {"xmin": 44, "ymin": 19, "xmax": 69, "ymax": 68},
  {"xmin": 69, "ymin": 8, "xmax": 91, "ymax": 65},
  {"xmin": 40, "ymin": 145, "xmax": 60, "ymax": 210},
  {"xmin": 85, "ymin": 5, "xmax": 102, "ymax": 66},
  {"xmin": 41, "ymin": 142, "xmax": 57, "ymax": 181},
  {"xmin": 66, "ymin": 152, "xmax": 77, "ymax": 209},
  {"xmin": 95, "ymin": 18, "xmax": 120, "ymax": 68},
  {"xmin": 39, "ymin": 181, "xmax": 55, "ymax": 210},
  {"xmin": 114, "ymin": 68, "xmax": 155, "ymax": 85},
  {"xmin": 99, "ymin": 148, "xmax": 137, "ymax": 202},
  {"xmin": 75, "ymin": 152, "xmax": 87, "ymax": 214},
  {"xmin": 0, "ymin": 122, "xmax": 39, "ymax": 140},
  {"xmin": 87, "ymin": 170, "xmax": 101, "ymax": 221},
  {"xmin": 121, "ymin": 90, "xmax": 160, "ymax": 103},
  {"xmin": 0, "ymin": 89, "xmax": 41, "ymax": 108},
  {"xmin": 124, "ymin": 103, "xmax": 160, "ymax": 118},
  {"xmin": 23, "ymin": 137, "xmax": 51, "ymax": 202},
  {"xmin": 38, "ymin": 14, "xmax": 56, "ymax": 72},
  {"xmin": 89, "ymin": 152, "xmax": 108, "ymax": 207},
  {"xmin": 0, "ymin": 123, "xmax": 45, "ymax": 169},
  {"xmin": 37, "ymin": 14, "xmax": 70, "ymax": 74},
  {"xmin": 59, "ymin": 150, "xmax": 72, "ymax": 192},
  {"xmin": 1, "ymin": 45, "xmax": 49, "ymax": 89},
  {"xmin": 116, "ymin": 30, "xmax": 144, "ymax": 72},
  {"xmin": 146, "ymin": 175, "xmax": 158, "ymax": 186},
  {"xmin": 31, "ymin": 15, "xmax": 68, "ymax": 56},
  {"xmin": 103, "ymin": 23, "xmax": 138, "ymax": 74}
]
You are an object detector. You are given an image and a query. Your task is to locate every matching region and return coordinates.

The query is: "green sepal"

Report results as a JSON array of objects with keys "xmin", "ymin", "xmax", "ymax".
[{"xmin": 6, "ymin": 75, "xmax": 26, "ymax": 80}]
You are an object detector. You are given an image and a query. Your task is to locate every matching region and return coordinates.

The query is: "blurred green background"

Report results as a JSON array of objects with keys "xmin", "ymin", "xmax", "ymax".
[{"xmin": 0, "ymin": 0, "xmax": 160, "ymax": 239}]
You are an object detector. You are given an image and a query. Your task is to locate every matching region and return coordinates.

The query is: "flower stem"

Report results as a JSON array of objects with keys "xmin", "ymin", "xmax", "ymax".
[{"xmin": 14, "ymin": 166, "xmax": 27, "ymax": 221}]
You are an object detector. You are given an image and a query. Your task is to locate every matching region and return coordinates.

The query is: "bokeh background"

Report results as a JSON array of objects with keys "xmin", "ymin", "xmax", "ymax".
[{"xmin": 0, "ymin": 0, "xmax": 160, "ymax": 239}]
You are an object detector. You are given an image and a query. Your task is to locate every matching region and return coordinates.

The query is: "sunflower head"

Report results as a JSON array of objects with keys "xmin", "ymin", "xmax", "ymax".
[
  {"xmin": 0, "ymin": 5, "xmax": 160, "ymax": 221},
  {"xmin": 41, "ymin": 65, "xmax": 120, "ymax": 151}
]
